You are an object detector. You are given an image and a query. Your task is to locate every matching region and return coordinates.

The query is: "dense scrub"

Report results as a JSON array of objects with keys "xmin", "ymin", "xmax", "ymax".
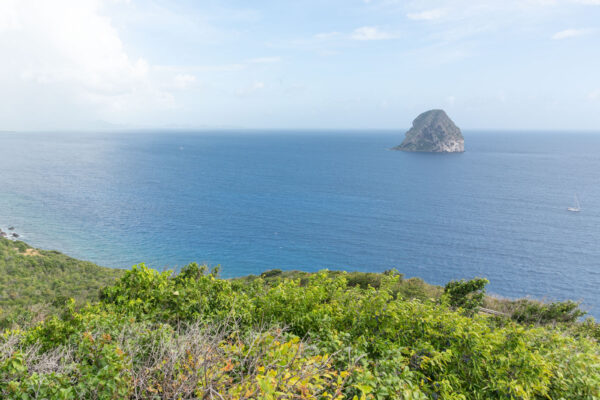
[
  {"xmin": 240, "ymin": 269, "xmax": 443, "ymax": 301},
  {"xmin": 2, "ymin": 262, "xmax": 599, "ymax": 399},
  {"xmin": 0, "ymin": 238, "xmax": 123, "ymax": 329}
]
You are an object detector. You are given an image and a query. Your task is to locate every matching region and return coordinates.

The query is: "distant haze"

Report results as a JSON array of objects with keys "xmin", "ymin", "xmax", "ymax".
[{"xmin": 1, "ymin": 0, "xmax": 599, "ymax": 131}]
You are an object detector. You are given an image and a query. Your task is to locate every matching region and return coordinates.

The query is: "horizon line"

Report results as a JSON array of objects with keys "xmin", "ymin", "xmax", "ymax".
[{"xmin": 2, "ymin": 128, "xmax": 600, "ymax": 134}]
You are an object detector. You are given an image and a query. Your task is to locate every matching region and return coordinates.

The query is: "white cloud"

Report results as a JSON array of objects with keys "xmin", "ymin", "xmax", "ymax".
[
  {"xmin": 0, "ymin": 0, "xmax": 194, "ymax": 128},
  {"xmin": 394, "ymin": 1, "xmax": 600, "ymax": 45},
  {"xmin": 0, "ymin": 0, "xmax": 20, "ymax": 33},
  {"xmin": 173, "ymin": 74, "xmax": 197, "ymax": 89},
  {"xmin": 407, "ymin": 8, "xmax": 446, "ymax": 21},
  {"xmin": 552, "ymin": 28, "xmax": 594, "ymax": 39},
  {"xmin": 351, "ymin": 26, "xmax": 396, "ymax": 41}
]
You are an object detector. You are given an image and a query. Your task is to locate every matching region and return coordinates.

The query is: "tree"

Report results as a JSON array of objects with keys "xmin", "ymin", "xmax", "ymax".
[{"xmin": 443, "ymin": 278, "xmax": 489, "ymax": 315}]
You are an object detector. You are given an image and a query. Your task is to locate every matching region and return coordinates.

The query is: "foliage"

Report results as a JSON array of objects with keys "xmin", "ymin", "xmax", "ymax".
[
  {"xmin": 99, "ymin": 263, "xmax": 253, "ymax": 325},
  {"xmin": 0, "ymin": 238, "xmax": 123, "ymax": 329},
  {"xmin": 236, "ymin": 269, "xmax": 443, "ymax": 302},
  {"xmin": 0, "ymin": 330, "xmax": 130, "ymax": 399},
  {"xmin": 484, "ymin": 296, "xmax": 594, "ymax": 334},
  {"xmin": 1, "ymin": 322, "xmax": 351, "ymax": 400},
  {"xmin": 442, "ymin": 278, "xmax": 489, "ymax": 315},
  {"xmin": 2, "ymin": 264, "xmax": 597, "ymax": 399},
  {"xmin": 573, "ymin": 318, "xmax": 600, "ymax": 341},
  {"xmin": 260, "ymin": 269, "xmax": 283, "ymax": 278},
  {"xmin": 510, "ymin": 299, "xmax": 586, "ymax": 324},
  {"xmin": 1, "ymin": 243, "xmax": 599, "ymax": 398}
]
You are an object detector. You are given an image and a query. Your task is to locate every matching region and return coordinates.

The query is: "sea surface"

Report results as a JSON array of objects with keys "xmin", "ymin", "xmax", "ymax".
[{"xmin": 1, "ymin": 130, "xmax": 599, "ymax": 316}]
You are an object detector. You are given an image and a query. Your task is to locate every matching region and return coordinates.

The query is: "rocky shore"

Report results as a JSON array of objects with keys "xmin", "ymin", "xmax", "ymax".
[{"xmin": 0, "ymin": 226, "xmax": 20, "ymax": 240}]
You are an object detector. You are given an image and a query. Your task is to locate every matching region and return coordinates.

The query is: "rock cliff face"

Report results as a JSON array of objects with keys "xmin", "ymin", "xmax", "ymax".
[{"xmin": 394, "ymin": 110, "xmax": 464, "ymax": 153}]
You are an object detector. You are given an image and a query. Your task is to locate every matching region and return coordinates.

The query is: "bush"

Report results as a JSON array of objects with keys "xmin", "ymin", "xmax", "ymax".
[
  {"xmin": 0, "ymin": 238, "xmax": 123, "ymax": 329},
  {"xmin": 346, "ymin": 272, "xmax": 383, "ymax": 289},
  {"xmin": 396, "ymin": 277, "xmax": 432, "ymax": 301},
  {"xmin": 3, "ymin": 262, "xmax": 600, "ymax": 399},
  {"xmin": 0, "ymin": 330, "xmax": 130, "ymax": 399},
  {"xmin": 100, "ymin": 263, "xmax": 253, "ymax": 325},
  {"xmin": 443, "ymin": 278, "xmax": 489, "ymax": 314},
  {"xmin": 260, "ymin": 268, "xmax": 283, "ymax": 278},
  {"xmin": 510, "ymin": 299, "xmax": 586, "ymax": 325}
]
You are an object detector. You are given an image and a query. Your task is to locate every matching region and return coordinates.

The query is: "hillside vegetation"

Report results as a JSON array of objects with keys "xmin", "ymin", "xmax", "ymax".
[
  {"xmin": 1, "ymin": 256, "xmax": 599, "ymax": 399},
  {"xmin": 0, "ymin": 238, "xmax": 123, "ymax": 328}
]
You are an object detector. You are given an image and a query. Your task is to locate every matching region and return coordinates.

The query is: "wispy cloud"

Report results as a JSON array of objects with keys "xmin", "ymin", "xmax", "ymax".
[
  {"xmin": 313, "ymin": 31, "xmax": 342, "ymax": 41},
  {"xmin": 571, "ymin": 0, "xmax": 600, "ymax": 5},
  {"xmin": 173, "ymin": 74, "xmax": 197, "ymax": 89},
  {"xmin": 407, "ymin": 8, "xmax": 446, "ymax": 21},
  {"xmin": 552, "ymin": 28, "xmax": 594, "ymax": 39},
  {"xmin": 236, "ymin": 81, "xmax": 265, "ymax": 96},
  {"xmin": 351, "ymin": 26, "xmax": 396, "ymax": 41},
  {"xmin": 155, "ymin": 64, "xmax": 245, "ymax": 73},
  {"xmin": 247, "ymin": 56, "xmax": 281, "ymax": 64}
]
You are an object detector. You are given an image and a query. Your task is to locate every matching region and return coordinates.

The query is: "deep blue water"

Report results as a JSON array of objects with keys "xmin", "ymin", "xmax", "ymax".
[{"xmin": 1, "ymin": 130, "xmax": 599, "ymax": 316}]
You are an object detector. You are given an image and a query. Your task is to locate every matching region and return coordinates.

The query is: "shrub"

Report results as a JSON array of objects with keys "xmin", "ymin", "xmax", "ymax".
[
  {"xmin": 0, "ymin": 330, "xmax": 130, "ymax": 399},
  {"xmin": 346, "ymin": 272, "xmax": 383, "ymax": 289},
  {"xmin": 396, "ymin": 277, "xmax": 433, "ymax": 301},
  {"xmin": 510, "ymin": 299, "xmax": 586, "ymax": 325},
  {"xmin": 260, "ymin": 268, "xmax": 283, "ymax": 278},
  {"xmin": 443, "ymin": 278, "xmax": 489, "ymax": 314},
  {"xmin": 0, "ymin": 238, "xmax": 122, "ymax": 329},
  {"xmin": 100, "ymin": 263, "xmax": 253, "ymax": 325},
  {"xmin": 3, "ymin": 262, "xmax": 600, "ymax": 399}
]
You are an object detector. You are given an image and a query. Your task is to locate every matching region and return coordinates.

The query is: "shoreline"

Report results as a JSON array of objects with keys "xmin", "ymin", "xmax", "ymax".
[
  {"xmin": 0, "ymin": 225, "xmax": 22, "ymax": 240},
  {"xmin": 1, "ymin": 236, "xmax": 591, "ymax": 323}
]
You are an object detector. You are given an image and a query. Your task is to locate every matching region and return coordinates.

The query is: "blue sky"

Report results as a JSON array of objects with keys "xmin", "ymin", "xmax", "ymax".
[{"xmin": 1, "ymin": 0, "xmax": 599, "ymax": 130}]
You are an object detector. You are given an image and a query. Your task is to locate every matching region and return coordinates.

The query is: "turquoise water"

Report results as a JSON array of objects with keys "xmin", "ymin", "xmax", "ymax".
[{"xmin": 1, "ymin": 130, "xmax": 599, "ymax": 316}]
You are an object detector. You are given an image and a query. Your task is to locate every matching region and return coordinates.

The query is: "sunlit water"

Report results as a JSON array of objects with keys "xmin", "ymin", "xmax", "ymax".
[{"xmin": 1, "ymin": 130, "xmax": 599, "ymax": 316}]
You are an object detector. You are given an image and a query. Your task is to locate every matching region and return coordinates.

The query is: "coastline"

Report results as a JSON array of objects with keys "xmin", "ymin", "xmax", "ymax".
[
  {"xmin": 0, "ymin": 236, "xmax": 591, "ymax": 325},
  {"xmin": 0, "ymin": 225, "xmax": 21, "ymax": 240},
  {"xmin": 1, "ymin": 131, "xmax": 599, "ymax": 320}
]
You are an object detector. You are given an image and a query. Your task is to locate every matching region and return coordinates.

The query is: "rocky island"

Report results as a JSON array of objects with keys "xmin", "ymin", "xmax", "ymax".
[{"xmin": 394, "ymin": 109, "xmax": 464, "ymax": 152}]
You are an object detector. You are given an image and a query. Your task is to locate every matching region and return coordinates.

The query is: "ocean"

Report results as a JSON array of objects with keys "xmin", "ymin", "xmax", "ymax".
[{"xmin": 1, "ymin": 130, "xmax": 599, "ymax": 316}]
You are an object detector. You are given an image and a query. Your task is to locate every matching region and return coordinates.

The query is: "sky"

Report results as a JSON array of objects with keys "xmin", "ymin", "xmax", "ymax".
[{"xmin": 0, "ymin": 0, "xmax": 599, "ymax": 131}]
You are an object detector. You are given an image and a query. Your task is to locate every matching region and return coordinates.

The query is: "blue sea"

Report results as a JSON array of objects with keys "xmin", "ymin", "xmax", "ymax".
[{"xmin": 1, "ymin": 130, "xmax": 599, "ymax": 316}]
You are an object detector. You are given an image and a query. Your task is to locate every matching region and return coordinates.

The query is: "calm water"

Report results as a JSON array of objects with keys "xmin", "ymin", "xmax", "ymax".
[{"xmin": 1, "ymin": 130, "xmax": 599, "ymax": 316}]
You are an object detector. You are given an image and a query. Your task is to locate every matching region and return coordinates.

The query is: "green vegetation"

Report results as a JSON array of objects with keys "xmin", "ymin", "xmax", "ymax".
[
  {"xmin": 0, "ymin": 238, "xmax": 123, "ymax": 329},
  {"xmin": 442, "ymin": 278, "xmax": 489, "ymax": 315},
  {"xmin": 0, "ymin": 256, "xmax": 599, "ymax": 399},
  {"xmin": 241, "ymin": 269, "xmax": 443, "ymax": 301}
]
